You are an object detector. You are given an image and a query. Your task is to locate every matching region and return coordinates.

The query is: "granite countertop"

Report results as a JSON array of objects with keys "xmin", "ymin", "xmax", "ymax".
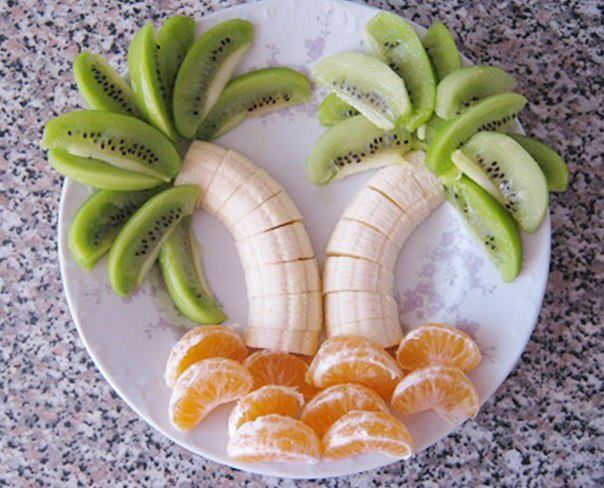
[{"xmin": 1, "ymin": 0, "xmax": 602, "ymax": 485}]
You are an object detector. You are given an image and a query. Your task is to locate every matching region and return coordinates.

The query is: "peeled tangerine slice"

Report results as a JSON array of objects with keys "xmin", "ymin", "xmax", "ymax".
[
  {"xmin": 509, "ymin": 134, "xmax": 569, "ymax": 193},
  {"xmin": 68, "ymin": 186, "xmax": 165, "ymax": 270},
  {"xmin": 306, "ymin": 115, "xmax": 414, "ymax": 185},
  {"xmin": 391, "ymin": 365, "xmax": 480, "ymax": 424},
  {"xmin": 228, "ymin": 414, "xmax": 321, "ymax": 464},
  {"xmin": 445, "ymin": 176, "xmax": 522, "ymax": 282},
  {"xmin": 323, "ymin": 410, "xmax": 414, "ymax": 460},
  {"xmin": 107, "ymin": 185, "xmax": 200, "ymax": 296},
  {"xmin": 452, "ymin": 131, "xmax": 548, "ymax": 233},
  {"xmin": 158, "ymin": 216, "xmax": 227, "ymax": 325},
  {"xmin": 435, "ymin": 66, "xmax": 517, "ymax": 119},
  {"xmin": 228, "ymin": 385, "xmax": 304, "ymax": 436},
  {"xmin": 196, "ymin": 67, "xmax": 312, "ymax": 140},
  {"xmin": 306, "ymin": 336, "xmax": 403, "ymax": 400},
  {"xmin": 426, "ymin": 93, "xmax": 527, "ymax": 176},
  {"xmin": 243, "ymin": 350, "xmax": 317, "ymax": 400},
  {"xmin": 318, "ymin": 93, "xmax": 359, "ymax": 127},
  {"xmin": 422, "ymin": 21, "xmax": 461, "ymax": 82},
  {"xmin": 128, "ymin": 23, "xmax": 178, "ymax": 141},
  {"xmin": 73, "ymin": 52, "xmax": 141, "ymax": 117},
  {"xmin": 174, "ymin": 19, "xmax": 254, "ymax": 138},
  {"xmin": 365, "ymin": 12, "xmax": 437, "ymax": 130},
  {"xmin": 164, "ymin": 325, "xmax": 248, "ymax": 388},
  {"xmin": 301, "ymin": 383, "xmax": 388, "ymax": 436},
  {"xmin": 313, "ymin": 52, "xmax": 411, "ymax": 130},
  {"xmin": 395, "ymin": 323, "xmax": 481, "ymax": 372},
  {"xmin": 169, "ymin": 358, "xmax": 252, "ymax": 430},
  {"xmin": 42, "ymin": 110, "xmax": 182, "ymax": 181}
]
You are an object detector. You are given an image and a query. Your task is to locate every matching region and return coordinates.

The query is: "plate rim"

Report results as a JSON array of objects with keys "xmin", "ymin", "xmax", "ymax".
[{"xmin": 56, "ymin": 0, "xmax": 551, "ymax": 478}]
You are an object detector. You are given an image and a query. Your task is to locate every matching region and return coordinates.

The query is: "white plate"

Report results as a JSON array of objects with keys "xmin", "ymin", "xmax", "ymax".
[{"xmin": 57, "ymin": 0, "xmax": 550, "ymax": 479}]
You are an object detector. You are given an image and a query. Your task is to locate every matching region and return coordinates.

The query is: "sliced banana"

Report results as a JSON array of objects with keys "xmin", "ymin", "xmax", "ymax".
[
  {"xmin": 245, "ymin": 259, "xmax": 320, "ymax": 298},
  {"xmin": 244, "ymin": 327, "xmax": 319, "ymax": 356},
  {"xmin": 248, "ymin": 292, "xmax": 322, "ymax": 331},
  {"xmin": 324, "ymin": 291, "xmax": 398, "ymax": 326},
  {"xmin": 342, "ymin": 186, "xmax": 403, "ymax": 237},
  {"xmin": 323, "ymin": 256, "xmax": 393, "ymax": 294}
]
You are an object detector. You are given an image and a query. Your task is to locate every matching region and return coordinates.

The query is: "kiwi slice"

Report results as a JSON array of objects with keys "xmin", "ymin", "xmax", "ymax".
[
  {"xmin": 509, "ymin": 134, "xmax": 569, "ymax": 192},
  {"xmin": 156, "ymin": 16, "xmax": 196, "ymax": 103},
  {"xmin": 306, "ymin": 115, "xmax": 413, "ymax": 185},
  {"xmin": 108, "ymin": 185, "xmax": 200, "ymax": 296},
  {"xmin": 312, "ymin": 51, "xmax": 411, "ymax": 130},
  {"xmin": 73, "ymin": 52, "xmax": 141, "ymax": 118},
  {"xmin": 318, "ymin": 93, "xmax": 359, "ymax": 127},
  {"xmin": 445, "ymin": 175, "xmax": 522, "ymax": 282},
  {"xmin": 173, "ymin": 19, "xmax": 254, "ymax": 138},
  {"xmin": 436, "ymin": 66, "xmax": 517, "ymax": 119},
  {"xmin": 129, "ymin": 23, "xmax": 178, "ymax": 141},
  {"xmin": 42, "ymin": 110, "xmax": 181, "ymax": 181},
  {"xmin": 426, "ymin": 93, "xmax": 527, "ymax": 176},
  {"xmin": 196, "ymin": 67, "xmax": 311, "ymax": 140},
  {"xmin": 452, "ymin": 131, "xmax": 548, "ymax": 233},
  {"xmin": 68, "ymin": 186, "xmax": 166, "ymax": 269},
  {"xmin": 365, "ymin": 12, "xmax": 437, "ymax": 130},
  {"xmin": 422, "ymin": 21, "xmax": 462, "ymax": 81},
  {"xmin": 159, "ymin": 216, "xmax": 226, "ymax": 324},
  {"xmin": 48, "ymin": 148, "xmax": 164, "ymax": 191}
]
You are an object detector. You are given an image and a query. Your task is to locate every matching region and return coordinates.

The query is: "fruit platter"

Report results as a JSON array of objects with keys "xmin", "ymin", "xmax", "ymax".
[{"xmin": 51, "ymin": 0, "xmax": 563, "ymax": 479}]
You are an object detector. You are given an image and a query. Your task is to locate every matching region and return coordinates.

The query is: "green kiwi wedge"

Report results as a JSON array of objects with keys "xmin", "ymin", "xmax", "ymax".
[
  {"xmin": 159, "ymin": 216, "xmax": 226, "ymax": 324},
  {"xmin": 436, "ymin": 66, "xmax": 517, "ymax": 119},
  {"xmin": 68, "ymin": 186, "xmax": 167, "ymax": 269},
  {"xmin": 73, "ymin": 52, "xmax": 141, "ymax": 118},
  {"xmin": 426, "ymin": 93, "xmax": 527, "ymax": 176},
  {"xmin": 318, "ymin": 93, "xmax": 359, "ymax": 127},
  {"xmin": 306, "ymin": 114, "xmax": 414, "ymax": 185},
  {"xmin": 451, "ymin": 131, "xmax": 548, "ymax": 233},
  {"xmin": 156, "ymin": 16, "xmax": 196, "ymax": 103},
  {"xmin": 509, "ymin": 134, "xmax": 569, "ymax": 192},
  {"xmin": 196, "ymin": 67, "xmax": 311, "ymax": 140},
  {"xmin": 312, "ymin": 51, "xmax": 411, "ymax": 130},
  {"xmin": 48, "ymin": 148, "xmax": 164, "ymax": 191},
  {"xmin": 42, "ymin": 110, "xmax": 181, "ymax": 181},
  {"xmin": 365, "ymin": 12, "xmax": 437, "ymax": 130},
  {"xmin": 445, "ymin": 175, "xmax": 522, "ymax": 282},
  {"xmin": 422, "ymin": 21, "xmax": 462, "ymax": 81},
  {"xmin": 128, "ymin": 23, "xmax": 178, "ymax": 141},
  {"xmin": 108, "ymin": 185, "xmax": 200, "ymax": 296},
  {"xmin": 173, "ymin": 19, "xmax": 254, "ymax": 138}
]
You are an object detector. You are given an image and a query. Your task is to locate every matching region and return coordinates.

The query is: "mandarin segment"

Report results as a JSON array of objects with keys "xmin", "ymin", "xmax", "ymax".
[
  {"xmin": 243, "ymin": 350, "xmax": 317, "ymax": 400},
  {"xmin": 395, "ymin": 323, "xmax": 481, "ymax": 372},
  {"xmin": 165, "ymin": 325, "xmax": 249, "ymax": 387},
  {"xmin": 391, "ymin": 365, "xmax": 480, "ymax": 424},
  {"xmin": 306, "ymin": 336, "xmax": 403, "ymax": 399},
  {"xmin": 300, "ymin": 383, "xmax": 388, "ymax": 436},
  {"xmin": 228, "ymin": 385, "xmax": 304, "ymax": 436},
  {"xmin": 228, "ymin": 414, "xmax": 321, "ymax": 464},
  {"xmin": 322, "ymin": 410, "xmax": 414, "ymax": 459},
  {"xmin": 169, "ymin": 358, "xmax": 253, "ymax": 430}
]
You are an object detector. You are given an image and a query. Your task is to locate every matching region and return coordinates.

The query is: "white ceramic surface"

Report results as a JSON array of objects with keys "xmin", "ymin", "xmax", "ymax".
[{"xmin": 57, "ymin": 0, "xmax": 550, "ymax": 479}]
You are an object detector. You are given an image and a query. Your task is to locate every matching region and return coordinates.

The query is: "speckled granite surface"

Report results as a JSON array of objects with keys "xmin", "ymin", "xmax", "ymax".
[{"xmin": 1, "ymin": 0, "xmax": 602, "ymax": 485}]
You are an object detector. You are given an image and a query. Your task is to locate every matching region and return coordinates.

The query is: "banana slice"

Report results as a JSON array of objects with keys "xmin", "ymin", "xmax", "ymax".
[
  {"xmin": 324, "ymin": 291, "xmax": 398, "ymax": 326},
  {"xmin": 244, "ymin": 327, "xmax": 319, "ymax": 356},
  {"xmin": 246, "ymin": 259, "xmax": 320, "ymax": 298},
  {"xmin": 237, "ymin": 222, "xmax": 315, "ymax": 268},
  {"xmin": 248, "ymin": 292, "xmax": 322, "ymax": 331},
  {"xmin": 323, "ymin": 256, "xmax": 393, "ymax": 294},
  {"xmin": 342, "ymin": 186, "xmax": 403, "ymax": 237}
]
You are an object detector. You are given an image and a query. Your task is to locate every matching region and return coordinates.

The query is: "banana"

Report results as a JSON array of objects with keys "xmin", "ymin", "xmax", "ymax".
[
  {"xmin": 323, "ymin": 152, "xmax": 444, "ymax": 347},
  {"xmin": 245, "ymin": 259, "xmax": 320, "ymax": 298},
  {"xmin": 176, "ymin": 142, "xmax": 322, "ymax": 355}
]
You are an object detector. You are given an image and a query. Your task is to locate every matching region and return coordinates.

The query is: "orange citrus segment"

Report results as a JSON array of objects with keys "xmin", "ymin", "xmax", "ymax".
[
  {"xmin": 322, "ymin": 410, "xmax": 414, "ymax": 460},
  {"xmin": 300, "ymin": 383, "xmax": 388, "ymax": 436},
  {"xmin": 169, "ymin": 358, "xmax": 253, "ymax": 430},
  {"xmin": 228, "ymin": 385, "xmax": 304, "ymax": 436},
  {"xmin": 243, "ymin": 350, "xmax": 317, "ymax": 400},
  {"xmin": 165, "ymin": 325, "xmax": 248, "ymax": 387},
  {"xmin": 228, "ymin": 414, "xmax": 321, "ymax": 464},
  {"xmin": 395, "ymin": 323, "xmax": 481, "ymax": 372},
  {"xmin": 391, "ymin": 365, "xmax": 480, "ymax": 424},
  {"xmin": 306, "ymin": 336, "xmax": 403, "ymax": 399}
]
